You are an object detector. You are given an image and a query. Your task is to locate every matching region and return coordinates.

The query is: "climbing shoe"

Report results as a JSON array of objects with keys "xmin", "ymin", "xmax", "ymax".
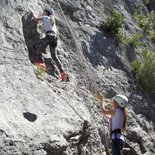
[
  {"xmin": 34, "ymin": 62, "xmax": 46, "ymax": 70},
  {"xmin": 60, "ymin": 71, "xmax": 69, "ymax": 81},
  {"xmin": 38, "ymin": 63, "xmax": 46, "ymax": 69}
]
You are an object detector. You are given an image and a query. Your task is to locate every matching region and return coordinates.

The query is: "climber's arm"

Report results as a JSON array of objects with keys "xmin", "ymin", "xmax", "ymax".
[
  {"xmin": 98, "ymin": 95, "xmax": 116, "ymax": 116},
  {"xmin": 31, "ymin": 12, "xmax": 42, "ymax": 22},
  {"xmin": 32, "ymin": 16, "xmax": 42, "ymax": 22},
  {"xmin": 100, "ymin": 102, "xmax": 115, "ymax": 116}
]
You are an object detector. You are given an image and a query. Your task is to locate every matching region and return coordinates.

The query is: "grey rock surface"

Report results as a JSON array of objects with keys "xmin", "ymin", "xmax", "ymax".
[{"xmin": 0, "ymin": 0, "xmax": 155, "ymax": 155}]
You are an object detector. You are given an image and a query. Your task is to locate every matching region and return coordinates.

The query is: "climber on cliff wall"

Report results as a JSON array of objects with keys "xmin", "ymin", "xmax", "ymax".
[
  {"xmin": 31, "ymin": 7, "xmax": 69, "ymax": 81},
  {"xmin": 98, "ymin": 94, "xmax": 129, "ymax": 155}
]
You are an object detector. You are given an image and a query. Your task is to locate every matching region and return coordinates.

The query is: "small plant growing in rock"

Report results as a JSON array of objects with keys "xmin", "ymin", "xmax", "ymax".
[
  {"xmin": 133, "ymin": 10, "xmax": 155, "ymax": 43},
  {"xmin": 131, "ymin": 60, "xmax": 142, "ymax": 77},
  {"xmin": 35, "ymin": 65, "xmax": 47, "ymax": 80},
  {"xmin": 144, "ymin": 0, "xmax": 150, "ymax": 5},
  {"xmin": 128, "ymin": 33, "xmax": 143, "ymax": 47},
  {"xmin": 115, "ymin": 27, "xmax": 129, "ymax": 44},
  {"xmin": 103, "ymin": 9, "xmax": 125, "ymax": 36},
  {"xmin": 133, "ymin": 10, "xmax": 155, "ymax": 33},
  {"xmin": 149, "ymin": 31, "xmax": 155, "ymax": 42},
  {"xmin": 115, "ymin": 29, "xmax": 143, "ymax": 47},
  {"xmin": 103, "ymin": 9, "xmax": 144, "ymax": 47},
  {"xmin": 131, "ymin": 48, "xmax": 155, "ymax": 94}
]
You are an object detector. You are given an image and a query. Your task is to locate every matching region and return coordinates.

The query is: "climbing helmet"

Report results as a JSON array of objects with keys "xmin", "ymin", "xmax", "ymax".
[{"xmin": 113, "ymin": 94, "xmax": 128, "ymax": 108}]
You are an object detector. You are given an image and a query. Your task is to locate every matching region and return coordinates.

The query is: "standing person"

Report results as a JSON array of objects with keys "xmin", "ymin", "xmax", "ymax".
[
  {"xmin": 32, "ymin": 8, "xmax": 69, "ymax": 81},
  {"xmin": 98, "ymin": 94, "xmax": 128, "ymax": 155}
]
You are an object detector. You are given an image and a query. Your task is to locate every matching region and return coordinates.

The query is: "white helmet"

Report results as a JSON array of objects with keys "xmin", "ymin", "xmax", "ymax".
[
  {"xmin": 113, "ymin": 94, "xmax": 128, "ymax": 108},
  {"xmin": 44, "ymin": 7, "xmax": 54, "ymax": 15}
]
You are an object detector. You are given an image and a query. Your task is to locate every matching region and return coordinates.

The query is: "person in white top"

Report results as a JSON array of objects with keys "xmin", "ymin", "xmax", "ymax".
[
  {"xmin": 32, "ymin": 8, "xmax": 69, "ymax": 81},
  {"xmin": 98, "ymin": 94, "xmax": 128, "ymax": 155}
]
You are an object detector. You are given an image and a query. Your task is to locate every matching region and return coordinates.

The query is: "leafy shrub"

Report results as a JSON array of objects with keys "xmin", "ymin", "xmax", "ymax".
[
  {"xmin": 131, "ymin": 48, "xmax": 155, "ymax": 93},
  {"xmin": 132, "ymin": 3, "xmax": 143, "ymax": 14},
  {"xmin": 148, "ymin": 30, "xmax": 155, "ymax": 42},
  {"xmin": 133, "ymin": 11, "xmax": 155, "ymax": 33},
  {"xmin": 128, "ymin": 33, "xmax": 143, "ymax": 47},
  {"xmin": 115, "ymin": 27, "xmax": 128, "ymax": 44},
  {"xmin": 103, "ymin": 9, "xmax": 144, "ymax": 47},
  {"xmin": 115, "ymin": 30, "xmax": 143, "ymax": 47},
  {"xmin": 133, "ymin": 10, "xmax": 155, "ymax": 43},
  {"xmin": 131, "ymin": 60, "xmax": 142, "ymax": 76},
  {"xmin": 104, "ymin": 9, "xmax": 125, "ymax": 36},
  {"xmin": 103, "ymin": 9, "xmax": 148, "ymax": 47},
  {"xmin": 144, "ymin": 0, "xmax": 150, "ymax": 5}
]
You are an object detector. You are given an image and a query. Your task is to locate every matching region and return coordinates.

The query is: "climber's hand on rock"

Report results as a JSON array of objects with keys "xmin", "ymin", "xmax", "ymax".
[{"xmin": 30, "ymin": 11, "xmax": 35, "ymax": 20}]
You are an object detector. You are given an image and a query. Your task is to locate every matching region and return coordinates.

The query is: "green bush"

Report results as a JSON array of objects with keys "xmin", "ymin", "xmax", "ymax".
[
  {"xmin": 103, "ymin": 9, "xmax": 150, "ymax": 47},
  {"xmin": 133, "ymin": 10, "xmax": 155, "ymax": 42},
  {"xmin": 133, "ymin": 11, "xmax": 155, "ymax": 33},
  {"xmin": 104, "ymin": 9, "xmax": 125, "ymax": 36},
  {"xmin": 115, "ymin": 27, "xmax": 129, "ymax": 44},
  {"xmin": 148, "ymin": 30, "xmax": 155, "ymax": 42},
  {"xmin": 131, "ymin": 48, "xmax": 155, "ymax": 93},
  {"xmin": 115, "ymin": 30, "xmax": 143, "ymax": 47},
  {"xmin": 131, "ymin": 60, "xmax": 142, "ymax": 76},
  {"xmin": 128, "ymin": 33, "xmax": 143, "ymax": 47},
  {"xmin": 144, "ymin": 0, "xmax": 150, "ymax": 5}
]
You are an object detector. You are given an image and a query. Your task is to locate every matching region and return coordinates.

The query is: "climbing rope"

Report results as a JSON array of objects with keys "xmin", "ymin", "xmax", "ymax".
[
  {"xmin": 55, "ymin": 0, "xmax": 100, "ymax": 95},
  {"xmin": 54, "ymin": 0, "xmax": 111, "ymax": 154}
]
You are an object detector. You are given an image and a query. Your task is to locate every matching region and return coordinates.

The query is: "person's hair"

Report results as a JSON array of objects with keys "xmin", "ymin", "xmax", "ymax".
[
  {"xmin": 44, "ymin": 10, "xmax": 51, "ymax": 16},
  {"xmin": 50, "ymin": 15, "xmax": 56, "ymax": 25},
  {"xmin": 122, "ymin": 107, "xmax": 128, "ymax": 133}
]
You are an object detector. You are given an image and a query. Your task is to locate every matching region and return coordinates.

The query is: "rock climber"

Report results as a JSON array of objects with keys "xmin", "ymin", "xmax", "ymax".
[
  {"xmin": 31, "ymin": 7, "xmax": 69, "ymax": 81},
  {"xmin": 98, "ymin": 94, "xmax": 128, "ymax": 155}
]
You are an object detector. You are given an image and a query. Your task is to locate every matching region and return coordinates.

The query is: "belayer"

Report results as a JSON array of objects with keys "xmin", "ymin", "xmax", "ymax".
[
  {"xmin": 32, "ymin": 7, "xmax": 69, "ymax": 81},
  {"xmin": 98, "ymin": 94, "xmax": 128, "ymax": 155}
]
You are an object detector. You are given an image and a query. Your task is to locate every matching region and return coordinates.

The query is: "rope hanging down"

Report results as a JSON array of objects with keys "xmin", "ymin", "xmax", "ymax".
[
  {"xmin": 41, "ymin": 0, "xmax": 111, "ymax": 154},
  {"xmin": 54, "ymin": 1, "xmax": 111, "ymax": 154},
  {"xmin": 55, "ymin": 0, "xmax": 100, "ymax": 96}
]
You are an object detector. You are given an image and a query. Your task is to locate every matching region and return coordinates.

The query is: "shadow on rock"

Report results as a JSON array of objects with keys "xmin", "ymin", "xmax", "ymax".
[
  {"xmin": 22, "ymin": 12, "xmax": 41, "ymax": 62},
  {"xmin": 87, "ymin": 31, "xmax": 134, "ymax": 76},
  {"xmin": 23, "ymin": 112, "xmax": 37, "ymax": 122},
  {"xmin": 22, "ymin": 12, "xmax": 56, "ymax": 76}
]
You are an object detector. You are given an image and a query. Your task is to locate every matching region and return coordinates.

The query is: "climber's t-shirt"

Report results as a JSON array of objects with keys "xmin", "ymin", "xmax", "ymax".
[
  {"xmin": 42, "ymin": 16, "xmax": 57, "ymax": 35},
  {"xmin": 111, "ymin": 108, "xmax": 125, "ymax": 141}
]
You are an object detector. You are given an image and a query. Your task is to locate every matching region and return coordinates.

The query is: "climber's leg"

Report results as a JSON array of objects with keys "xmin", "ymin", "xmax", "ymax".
[
  {"xmin": 33, "ymin": 37, "xmax": 49, "ymax": 68},
  {"xmin": 33, "ymin": 37, "xmax": 49, "ymax": 55},
  {"xmin": 49, "ymin": 45, "xmax": 64, "ymax": 73},
  {"xmin": 112, "ymin": 139, "xmax": 124, "ymax": 155},
  {"xmin": 47, "ymin": 35, "xmax": 69, "ymax": 81}
]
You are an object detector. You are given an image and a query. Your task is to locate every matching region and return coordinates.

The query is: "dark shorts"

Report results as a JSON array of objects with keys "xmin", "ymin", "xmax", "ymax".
[{"xmin": 34, "ymin": 35, "xmax": 57, "ymax": 55}]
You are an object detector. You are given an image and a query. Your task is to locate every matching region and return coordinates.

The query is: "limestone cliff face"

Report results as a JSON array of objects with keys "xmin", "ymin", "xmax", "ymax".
[{"xmin": 0, "ymin": 0, "xmax": 155, "ymax": 155}]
